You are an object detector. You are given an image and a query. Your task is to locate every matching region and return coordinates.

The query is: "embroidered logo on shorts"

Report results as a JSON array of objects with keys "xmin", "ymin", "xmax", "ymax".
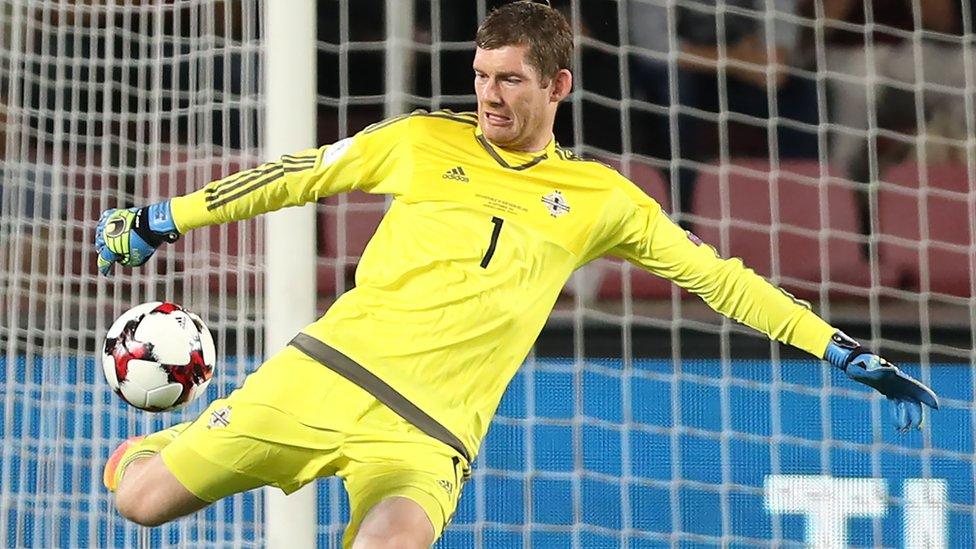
[
  {"xmin": 437, "ymin": 479, "xmax": 453, "ymax": 494},
  {"xmin": 208, "ymin": 406, "xmax": 231, "ymax": 428}
]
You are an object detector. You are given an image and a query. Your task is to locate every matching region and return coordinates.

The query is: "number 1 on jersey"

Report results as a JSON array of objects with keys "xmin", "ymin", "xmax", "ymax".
[{"xmin": 481, "ymin": 216, "xmax": 504, "ymax": 268}]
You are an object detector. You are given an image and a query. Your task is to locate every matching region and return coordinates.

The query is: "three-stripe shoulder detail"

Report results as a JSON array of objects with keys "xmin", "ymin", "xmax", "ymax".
[
  {"xmin": 363, "ymin": 113, "xmax": 412, "ymax": 134},
  {"xmin": 204, "ymin": 152, "xmax": 317, "ymax": 211},
  {"xmin": 364, "ymin": 109, "xmax": 476, "ymax": 134},
  {"xmin": 553, "ymin": 146, "xmax": 611, "ymax": 167},
  {"xmin": 413, "ymin": 109, "xmax": 478, "ymax": 126}
]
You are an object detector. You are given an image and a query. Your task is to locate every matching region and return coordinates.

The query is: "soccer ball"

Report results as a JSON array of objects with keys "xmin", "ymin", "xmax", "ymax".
[{"xmin": 102, "ymin": 301, "xmax": 216, "ymax": 412}]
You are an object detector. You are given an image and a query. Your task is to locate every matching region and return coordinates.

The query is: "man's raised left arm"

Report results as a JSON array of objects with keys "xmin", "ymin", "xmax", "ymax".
[{"xmin": 605, "ymin": 186, "xmax": 938, "ymax": 431}]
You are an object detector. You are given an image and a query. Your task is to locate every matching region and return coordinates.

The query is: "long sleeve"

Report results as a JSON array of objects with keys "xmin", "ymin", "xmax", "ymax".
[
  {"xmin": 607, "ymin": 183, "xmax": 835, "ymax": 358},
  {"xmin": 170, "ymin": 114, "xmax": 412, "ymax": 232}
]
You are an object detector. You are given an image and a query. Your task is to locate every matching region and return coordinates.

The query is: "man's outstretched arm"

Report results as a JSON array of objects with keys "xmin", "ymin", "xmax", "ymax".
[
  {"xmin": 606, "ymin": 183, "xmax": 939, "ymax": 431},
  {"xmin": 95, "ymin": 115, "xmax": 411, "ymax": 275}
]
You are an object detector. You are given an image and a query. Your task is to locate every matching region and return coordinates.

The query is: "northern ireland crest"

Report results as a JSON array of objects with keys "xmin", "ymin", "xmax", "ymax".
[
  {"xmin": 208, "ymin": 406, "xmax": 231, "ymax": 428},
  {"xmin": 541, "ymin": 190, "xmax": 571, "ymax": 217}
]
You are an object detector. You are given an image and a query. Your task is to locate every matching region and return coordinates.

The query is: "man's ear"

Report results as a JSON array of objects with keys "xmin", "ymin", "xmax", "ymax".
[{"xmin": 550, "ymin": 68, "xmax": 573, "ymax": 102}]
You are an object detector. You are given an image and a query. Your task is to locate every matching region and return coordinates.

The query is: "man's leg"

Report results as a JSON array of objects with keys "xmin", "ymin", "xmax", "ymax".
[
  {"xmin": 104, "ymin": 423, "xmax": 210, "ymax": 527},
  {"xmin": 351, "ymin": 496, "xmax": 435, "ymax": 549},
  {"xmin": 114, "ymin": 454, "xmax": 209, "ymax": 527},
  {"xmin": 340, "ymin": 447, "xmax": 468, "ymax": 548},
  {"xmin": 105, "ymin": 344, "xmax": 356, "ymax": 529},
  {"xmin": 103, "ymin": 398, "xmax": 300, "ymax": 528}
]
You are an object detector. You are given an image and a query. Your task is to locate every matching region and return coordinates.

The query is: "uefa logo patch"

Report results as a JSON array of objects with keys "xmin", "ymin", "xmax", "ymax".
[
  {"xmin": 322, "ymin": 137, "xmax": 353, "ymax": 166},
  {"xmin": 208, "ymin": 406, "xmax": 231, "ymax": 428},
  {"xmin": 541, "ymin": 190, "xmax": 570, "ymax": 217}
]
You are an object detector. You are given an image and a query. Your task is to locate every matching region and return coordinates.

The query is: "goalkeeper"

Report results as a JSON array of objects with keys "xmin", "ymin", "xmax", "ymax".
[{"xmin": 94, "ymin": 2, "xmax": 939, "ymax": 547}]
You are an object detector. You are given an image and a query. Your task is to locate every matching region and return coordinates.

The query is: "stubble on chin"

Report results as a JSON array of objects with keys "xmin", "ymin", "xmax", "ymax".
[{"xmin": 485, "ymin": 128, "xmax": 516, "ymax": 147}]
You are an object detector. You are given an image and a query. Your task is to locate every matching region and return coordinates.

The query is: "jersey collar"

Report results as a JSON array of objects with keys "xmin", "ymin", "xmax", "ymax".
[{"xmin": 474, "ymin": 126, "xmax": 558, "ymax": 171}]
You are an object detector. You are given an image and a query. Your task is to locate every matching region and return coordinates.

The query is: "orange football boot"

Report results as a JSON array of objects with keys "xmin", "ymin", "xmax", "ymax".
[{"xmin": 102, "ymin": 436, "xmax": 147, "ymax": 492}]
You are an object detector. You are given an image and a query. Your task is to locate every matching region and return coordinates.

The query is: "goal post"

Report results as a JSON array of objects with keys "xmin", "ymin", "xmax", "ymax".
[{"xmin": 263, "ymin": 1, "xmax": 317, "ymax": 548}]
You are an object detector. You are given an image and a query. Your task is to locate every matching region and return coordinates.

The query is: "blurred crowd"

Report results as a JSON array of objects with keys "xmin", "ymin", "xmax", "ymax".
[
  {"xmin": 625, "ymin": 0, "xmax": 976, "ymax": 232},
  {"xmin": 2, "ymin": 0, "xmax": 974, "ymax": 298},
  {"xmin": 3, "ymin": 1, "xmax": 974, "ymax": 199}
]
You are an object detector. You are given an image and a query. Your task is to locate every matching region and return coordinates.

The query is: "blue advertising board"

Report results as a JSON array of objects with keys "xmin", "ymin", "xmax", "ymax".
[{"xmin": 1, "ymin": 356, "xmax": 970, "ymax": 548}]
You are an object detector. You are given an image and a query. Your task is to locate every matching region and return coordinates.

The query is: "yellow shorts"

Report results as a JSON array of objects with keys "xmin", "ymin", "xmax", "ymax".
[{"xmin": 160, "ymin": 345, "xmax": 469, "ymax": 543}]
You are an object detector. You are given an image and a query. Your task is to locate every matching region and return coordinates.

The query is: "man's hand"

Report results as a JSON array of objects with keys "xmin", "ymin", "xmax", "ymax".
[
  {"xmin": 94, "ymin": 201, "xmax": 180, "ymax": 275},
  {"xmin": 825, "ymin": 332, "xmax": 940, "ymax": 432}
]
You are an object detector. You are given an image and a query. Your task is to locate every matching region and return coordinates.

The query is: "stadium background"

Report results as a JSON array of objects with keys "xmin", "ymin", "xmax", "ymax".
[{"xmin": 1, "ymin": 0, "xmax": 974, "ymax": 548}]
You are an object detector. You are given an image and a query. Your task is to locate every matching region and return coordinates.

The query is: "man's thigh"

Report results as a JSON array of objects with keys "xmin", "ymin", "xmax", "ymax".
[
  {"xmin": 159, "ymin": 343, "xmax": 363, "ymax": 502},
  {"xmin": 162, "ymin": 397, "xmax": 344, "ymax": 502},
  {"xmin": 116, "ymin": 454, "xmax": 211, "ymax": 526},
  {"xmin": 352, "ymin": 497, "xmax": 434, "ymax": 549},
  {"xmin": 340, "ymin": 439, "xmax": 468, "ymax": 547}
]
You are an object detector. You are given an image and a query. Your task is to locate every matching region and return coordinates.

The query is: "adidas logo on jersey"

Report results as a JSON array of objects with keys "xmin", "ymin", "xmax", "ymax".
[{"xmin": 442, "ymin": 166, "xmax": 469, "ymax": 182}]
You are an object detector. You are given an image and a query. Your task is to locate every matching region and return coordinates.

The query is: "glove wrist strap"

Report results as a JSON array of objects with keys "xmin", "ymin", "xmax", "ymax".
[
  {"xmin": 824, "ymin": 331, "xmax": 865, "ymax": 371},
  {"xmin": 134, "ymin": 203, "xmax": 180, "ymax": 247}
]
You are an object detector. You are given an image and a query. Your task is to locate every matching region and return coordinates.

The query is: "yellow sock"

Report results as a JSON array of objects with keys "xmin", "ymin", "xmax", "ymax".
[{"xmin": 107, "ymin": 422, "xmax": 191, "ymax": 491}]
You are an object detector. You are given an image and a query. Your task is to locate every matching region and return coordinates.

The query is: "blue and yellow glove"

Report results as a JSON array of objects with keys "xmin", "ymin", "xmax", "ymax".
[
  {"xmin": 94, "ymin": 201, "xmax": 180, "ymax": 275},
  {"xmin": 824, "ymin": 332, "xmax": 939, "ymax": 431}
]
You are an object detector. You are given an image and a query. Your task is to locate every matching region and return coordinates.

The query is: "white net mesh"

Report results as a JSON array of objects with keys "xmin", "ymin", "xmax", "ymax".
[
  {"xmin": 2, "ymin": 0, "xmax": 975, "ymax": 547},
  {"xmin": 0, "ymin": 1, "xmax": 264, "ymax": 547},
  {"xmin": 312, "ymin": 1, "xmax": 975, "ymax": 547}
]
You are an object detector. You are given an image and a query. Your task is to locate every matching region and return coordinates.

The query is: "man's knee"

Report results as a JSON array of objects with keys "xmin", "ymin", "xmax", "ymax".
[
  {"xmin": 115, "ymin": 490, "xmax": 167, "ymax": 528},
  {"xmin": 114, "ymin": 455, "xmax": 208, "ymax": 527},
  {"xmin": 353, "ymin": 496, "xmax": 435, "ymax": 549}
]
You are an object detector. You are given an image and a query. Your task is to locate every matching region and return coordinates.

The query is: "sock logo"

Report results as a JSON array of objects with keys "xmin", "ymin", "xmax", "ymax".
[{"xmin": 442, "ymin": 166, "xmax": 469, "ymax": 182}]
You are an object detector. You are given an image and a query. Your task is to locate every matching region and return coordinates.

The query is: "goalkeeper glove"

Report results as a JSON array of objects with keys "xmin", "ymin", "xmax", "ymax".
[
  {"xmin": 94, "ymin": 201, "xmax": 180, "ymax": 276},
  {"xmin": 824, "ymin": 331, "xmax": 940, "ymax": 432}
]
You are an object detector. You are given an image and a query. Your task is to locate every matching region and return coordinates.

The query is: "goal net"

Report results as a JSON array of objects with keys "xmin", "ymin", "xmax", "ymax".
[
  {"xmin": 0, "ymin": 1, "xmax": 264, "ymax": 547},
  {"xmin": 2, "ymin": 0, "xmax": 974, "ymax": 548}
]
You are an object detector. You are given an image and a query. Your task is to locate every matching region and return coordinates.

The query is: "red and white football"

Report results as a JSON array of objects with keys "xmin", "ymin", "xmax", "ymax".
[{"xmin": 102, "ymin": 301, "xmax": 216, "ymax": 412}]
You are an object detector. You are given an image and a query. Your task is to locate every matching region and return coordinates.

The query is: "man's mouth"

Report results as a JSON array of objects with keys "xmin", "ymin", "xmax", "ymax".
[{"xmin": 484, "ymin": 112, "xmax": 512, "ymax": 126}]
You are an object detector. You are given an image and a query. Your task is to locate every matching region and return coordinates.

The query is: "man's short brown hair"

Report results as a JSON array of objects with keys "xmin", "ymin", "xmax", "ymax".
[{"xmin": 475, "ymin": 1, "xmax": 573, "ymax": 84}]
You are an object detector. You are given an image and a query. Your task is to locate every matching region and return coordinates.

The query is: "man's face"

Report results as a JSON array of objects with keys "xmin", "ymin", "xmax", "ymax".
[{"xmin": 473, "ymin": 45, "xmax": 555, "ymax": 151}]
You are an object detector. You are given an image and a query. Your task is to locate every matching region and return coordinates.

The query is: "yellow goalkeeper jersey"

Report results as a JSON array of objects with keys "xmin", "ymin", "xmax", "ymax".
[{"xmin": 171, "ymin": 110, "xmax": 836, "ymax": 462}]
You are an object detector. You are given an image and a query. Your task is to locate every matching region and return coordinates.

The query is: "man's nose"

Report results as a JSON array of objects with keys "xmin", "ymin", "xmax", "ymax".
[{"xmin": 481, "ymin": 80, "xmax": 503, "ymax": 105}]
